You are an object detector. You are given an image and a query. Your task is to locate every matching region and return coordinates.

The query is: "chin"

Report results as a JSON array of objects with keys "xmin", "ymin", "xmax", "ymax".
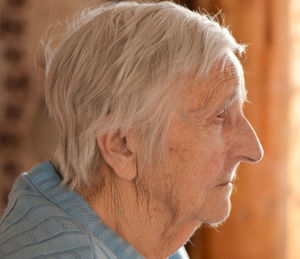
[
  {"xmin": 210, "ymin": 200, "xmax": 232, "ymax": 227},
  {"xmin": 208, "ymin": 204, "xmax": 232, "ymax": 228},
  {"xmin": 198, "ymin": 197, "xmax": 232, "ymax": 228},
  {"xmin": 194, "ymin": 183, "xmax": 234, "ymax": 227}
]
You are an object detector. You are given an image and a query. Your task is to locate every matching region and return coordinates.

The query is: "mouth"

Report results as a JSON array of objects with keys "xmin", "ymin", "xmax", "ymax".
[
  {"xmin": 216, "ymin": 181, "xmax": 232, "ymax": 187},
  {"xmin": 216, "ymin": 164, "xmax": 239, "ymax": 187}
]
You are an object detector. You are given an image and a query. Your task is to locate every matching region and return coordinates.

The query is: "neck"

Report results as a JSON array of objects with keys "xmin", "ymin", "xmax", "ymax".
[{"xmin": 78, "ymin": 175, "xmax": 200, "ymax": 259}]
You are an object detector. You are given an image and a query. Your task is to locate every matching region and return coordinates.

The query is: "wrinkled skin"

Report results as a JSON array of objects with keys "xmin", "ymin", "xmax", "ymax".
[
  {"xmin": 84, "ymin": 53, "xmax": 264, "ymax": 259},
  {"xmin": 147, "ymin": 53, "xmax": 263, "ymax": 227}
]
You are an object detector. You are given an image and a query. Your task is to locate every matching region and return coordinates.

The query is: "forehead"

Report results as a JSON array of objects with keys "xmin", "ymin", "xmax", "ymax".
[
  {"xmin": 181, "ymin": 54, "xmax": 246, "ymax": 113},
  {"xmin": 210, "ymin": 54, "xmax": 246, "ymax": 100}
]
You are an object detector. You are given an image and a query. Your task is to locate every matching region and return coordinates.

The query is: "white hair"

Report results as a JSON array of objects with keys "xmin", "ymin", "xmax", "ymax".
[{"xmin": 40, "ymin": 1, "xmax": 245, "ymax": 190}]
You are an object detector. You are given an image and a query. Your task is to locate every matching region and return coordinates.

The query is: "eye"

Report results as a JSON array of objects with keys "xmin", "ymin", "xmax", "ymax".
[
  {"xmin": 215, "ymin": 107, "xmax": 230, "ymax": 121},
  {"xmin": 216, "ymin": 111, "xmax": 226, "ymax": 120}
]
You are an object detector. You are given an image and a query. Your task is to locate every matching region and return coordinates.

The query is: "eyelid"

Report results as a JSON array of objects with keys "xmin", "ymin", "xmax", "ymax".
[
  {"xmin": 217, "ymin": 105, "xmax": 231, "ymax": 115},
  {"xmin": 215, "ymin": 104, "xmax": 232, "ymax": 122}
]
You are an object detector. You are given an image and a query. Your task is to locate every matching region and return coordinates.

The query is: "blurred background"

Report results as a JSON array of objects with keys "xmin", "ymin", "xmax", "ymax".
[{"xmin": 0, "ymin": 0, "xmax": 299, "ymax": 258}]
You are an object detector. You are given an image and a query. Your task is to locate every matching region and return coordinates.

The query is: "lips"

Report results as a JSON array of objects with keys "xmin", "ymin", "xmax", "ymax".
[
  {"xmin": 217, "ymin": 181, "xmax": 232, "ymax": 187},
  {"xmin": 217, "ymin": 166, "xmax": 238, "ymax": 187}
]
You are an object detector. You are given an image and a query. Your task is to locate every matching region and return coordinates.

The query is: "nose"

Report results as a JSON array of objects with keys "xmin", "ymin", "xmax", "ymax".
[{"xmin": 235, "ymin": 117, "xmax": 264, "ymax": 163}]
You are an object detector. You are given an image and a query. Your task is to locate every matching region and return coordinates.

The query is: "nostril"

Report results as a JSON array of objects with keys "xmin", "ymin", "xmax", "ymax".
[
  {"xmin": 247, "ymin": 157, "xmax": 258, "ymax": 163},
  {"xmin": 240, "ymin": 156, "xmax": 259, "ymax": 163}
]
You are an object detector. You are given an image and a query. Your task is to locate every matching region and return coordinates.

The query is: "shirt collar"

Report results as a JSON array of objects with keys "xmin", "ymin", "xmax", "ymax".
[{"xmin": 27, "ymin": 160, "xmax": 144, "ymax": 259}]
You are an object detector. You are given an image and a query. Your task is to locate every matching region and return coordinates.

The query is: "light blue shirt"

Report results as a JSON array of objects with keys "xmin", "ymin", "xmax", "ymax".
[{"xmin": 0, "ymin": 161, "xmax": 189, "ymax": 259}]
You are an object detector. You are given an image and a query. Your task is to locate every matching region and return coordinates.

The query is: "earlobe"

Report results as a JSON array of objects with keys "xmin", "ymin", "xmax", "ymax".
[{"xmin": 97, "ymin": 130, "xmax": 137, "ymax": 181}]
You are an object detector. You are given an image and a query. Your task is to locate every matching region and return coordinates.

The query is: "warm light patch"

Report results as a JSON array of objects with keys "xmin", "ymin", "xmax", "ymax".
[{"xmin": 287, "ymin": 0, "xmax": 300, "ymax": 258}]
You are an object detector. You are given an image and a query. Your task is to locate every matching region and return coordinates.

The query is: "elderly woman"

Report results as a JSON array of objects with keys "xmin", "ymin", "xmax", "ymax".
[{"xmin": 0, "ymin": 1, "xmax": 263, "ymax": 258}]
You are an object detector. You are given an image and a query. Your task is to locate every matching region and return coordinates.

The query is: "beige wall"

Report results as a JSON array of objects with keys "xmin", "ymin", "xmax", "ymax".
[{"xmin": 0, "ymin": 0, "xmax": 96, "ymax": 216}]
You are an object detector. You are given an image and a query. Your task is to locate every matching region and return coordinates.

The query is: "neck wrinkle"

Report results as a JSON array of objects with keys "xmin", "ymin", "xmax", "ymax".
[{"xmin": 79, "ymin": 176, "xmax": 199, "ymax": 259}]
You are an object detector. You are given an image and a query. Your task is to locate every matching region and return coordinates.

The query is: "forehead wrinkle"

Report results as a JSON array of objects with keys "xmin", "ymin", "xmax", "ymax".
[
  {"xmin": 183, "ymin": 54, "xmax": 245, "ymax": 120},
  {"xmin": 188, "ymin": 72, "xmax": 240, "ymax": 116},
  {"xmin": 209, "ymin": 60, "xmax": 246, "ymax": 110}
]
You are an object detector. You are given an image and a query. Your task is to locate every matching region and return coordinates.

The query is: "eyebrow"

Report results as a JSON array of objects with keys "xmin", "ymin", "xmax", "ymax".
[
  {"xmin": 217, "ymin": 92, "xmax": 239, "ymax": 112},
  {"xmin": 187, "ymin": 81, "xmax": 248, "ymax": 117},
  {"xmin": 188, "ymin": 90, "xmax": 240, "ymax": 114}
]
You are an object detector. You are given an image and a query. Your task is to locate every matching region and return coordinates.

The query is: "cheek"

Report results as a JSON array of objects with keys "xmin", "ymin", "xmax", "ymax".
[
  {"xmin": 166, "ymin": 146, "xmax": 226, "ymax": 214},
  {"xmin": 166, "ymin": 116, "xmax": 227, "ymax": 196},
  {"xmin": 168, "ymin": 138, "xmax": 225, "ymax": 189}
]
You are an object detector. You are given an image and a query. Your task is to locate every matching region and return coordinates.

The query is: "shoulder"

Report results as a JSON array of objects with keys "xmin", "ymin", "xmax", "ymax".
[
  {"xmin": 0, "ymin": 163, "xmax": 111, "ymax": 259},
  {"xmin": 0, "ymin": 209, "xmax": 110, "ymax": 258}
]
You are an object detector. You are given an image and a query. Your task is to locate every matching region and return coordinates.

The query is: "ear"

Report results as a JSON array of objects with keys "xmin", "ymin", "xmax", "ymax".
[{"xmin": 97, "ymin": 129, "xmax": 137, "ymax": 181}]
